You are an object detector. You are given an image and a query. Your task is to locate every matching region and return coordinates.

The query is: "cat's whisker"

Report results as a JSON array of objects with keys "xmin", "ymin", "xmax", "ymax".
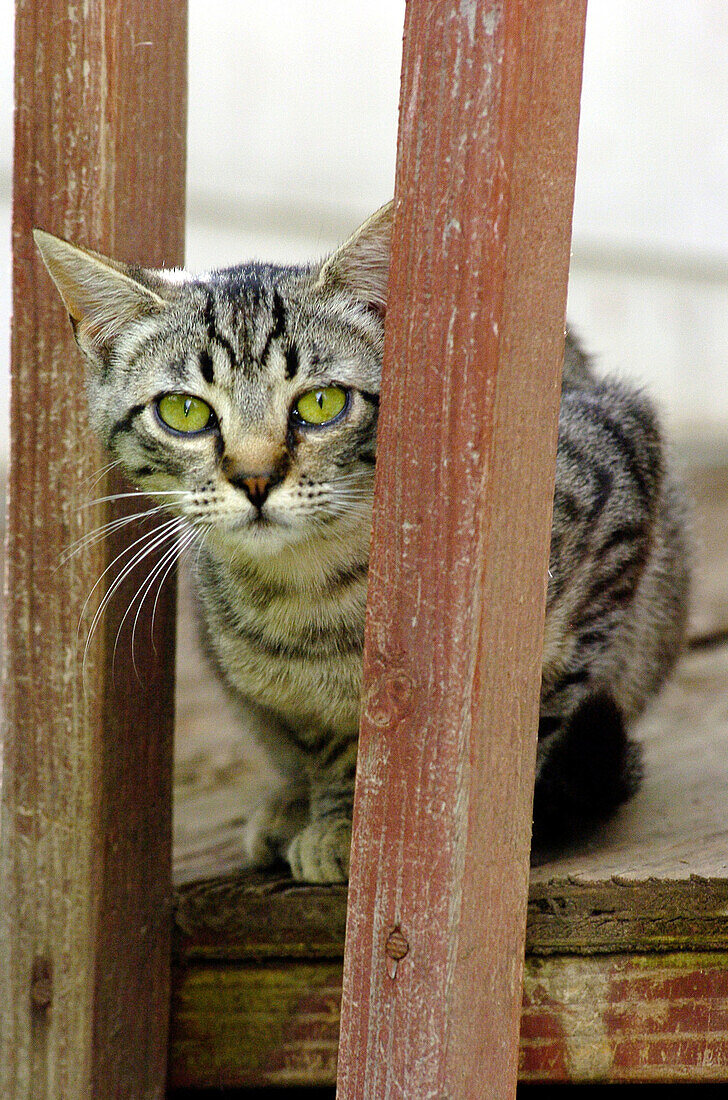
[
  {"xmin": 79, "ymin": 513, "xmax": 185, "ymax": 624},
  {"xmin": 148, "ymin": 523, "xmax": 209, "ymax": 658},
  {"xmin": 325, "ymin": 490, "xmax": 371, "ymax": 502},
  {"xmin": 316, "ymin": 495, "xmax": 372, "ymax": 519},
  {"xmin": 77, "ymin": 489, "xmax": 191, "ymax": 510},
  {"xmin": 192, "ymin": 523, "xmax": 213, "ymax": 574},
  {"xmin": 82, "ymin": 517, "xmax": 189, "ymax": 687},
  {"xmin": 125, "ymin": 523, "xmax": 198, "ymax": 677},
  {"xmin": 65, "ymin": 490, "xmax": 190, "ymax": 568},
  {"xmin": 58, "ymin": 505, "xmax": 169, "ymax": 568},
  {"xmin": 79, "ymin": 515, "xmax": 186, "ymax": 651},
  {"xmin": 82, "ymin": 520, "xmax": 187, "ymax": 668},
  {"xmin": 81, "ymin": 458, "xmax": 125, "ymax": 492},
  {"xmin": 145, "ymin": 488, "xmax": 195, "ymax": 499},
  {"xmin": 115, "ymin": 529, "xmax": 186, "ymax": 673},
  {"xmin": 333, "ymin": 471, "xmax": 372, "ymax": 482}
]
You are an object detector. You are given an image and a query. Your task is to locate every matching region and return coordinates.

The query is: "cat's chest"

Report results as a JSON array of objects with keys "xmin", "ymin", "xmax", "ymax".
[{"xmin": 195, "ymin": 552, "xmax": 367, "ymax": 733}]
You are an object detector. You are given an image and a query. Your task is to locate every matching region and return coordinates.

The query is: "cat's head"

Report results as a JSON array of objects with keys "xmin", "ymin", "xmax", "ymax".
[{"xmin": 34, "ymin": 203, "xmax": 393, "ymax": 558}]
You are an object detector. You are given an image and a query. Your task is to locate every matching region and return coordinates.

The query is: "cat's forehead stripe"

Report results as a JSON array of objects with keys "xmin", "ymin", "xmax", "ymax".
[
  {"xmin": 199, "ymin": 349, "xmax": 215, "ymax": 384},
  {"xmin": 284, "ymin": 343, "xmax": 299, "ymax": 380},
  {"xmin": 203, "ymin": 294, "xmax": 238, "ymax": 368},
  {"xmin": 258, "ymin": 288, "xmax": 288, "ymax": 370}
]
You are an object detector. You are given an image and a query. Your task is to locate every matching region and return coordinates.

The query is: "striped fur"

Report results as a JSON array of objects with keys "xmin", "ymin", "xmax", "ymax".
[{"xmin": 35, "ymin": 205, "xmax": 690, "ymax": 881}]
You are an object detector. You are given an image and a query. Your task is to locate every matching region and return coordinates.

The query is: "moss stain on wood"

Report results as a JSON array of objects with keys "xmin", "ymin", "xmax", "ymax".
[{"xmin": 170, "ymin": 961, "xmax": 342, "ymax": 1088}]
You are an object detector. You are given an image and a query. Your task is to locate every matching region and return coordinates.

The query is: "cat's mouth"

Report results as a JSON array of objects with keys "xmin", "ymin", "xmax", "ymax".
[
  {"xmin": 211, "ymin": 506, "xmax": 305, "ymax": 558},
  {"xmin": 239, "ymin": 507, "xmax": 291, "ymax": 533},
  {"xmin": 249, "ymin": 512, "xmax": 274, "ymax": 529}
]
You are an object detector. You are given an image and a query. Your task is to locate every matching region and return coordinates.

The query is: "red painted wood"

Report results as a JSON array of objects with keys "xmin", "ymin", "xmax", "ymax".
[
  {"xmin": 0, "ymin": 2, "xmax": 186, "ymax": 1097},
  {"xmin": 167, "ymin": 951, "xmax": 728, "ymax": 1086},
  {"xmin": 337, "ymin": 2, "xmax": 587, "ymax": 1097},
  {"xmin": 520, "ymin": 955, "xmax": 728, "ymax": 1083}
]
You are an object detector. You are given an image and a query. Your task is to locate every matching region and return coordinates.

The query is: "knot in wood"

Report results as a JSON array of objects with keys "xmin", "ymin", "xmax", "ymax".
[
  {"xmin": 364, "ymin": 670, "xmax": 416, "ymax": 730},
  {"xmin": 31, "ymin": 956, "xmax": 53, "ymax": 1008},
  {"xmin": 385, "ymin": 928, "xmax": 409, "ymax": 962},
  {"xmin": 31, "ymin": 978, "xmax": 53, "ymax": 1008}
]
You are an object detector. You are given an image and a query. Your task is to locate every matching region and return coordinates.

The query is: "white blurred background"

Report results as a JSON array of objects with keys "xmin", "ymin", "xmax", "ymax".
[{"xmin": 1, "ymin": 1, "xmax": 727, "ymax": 461}]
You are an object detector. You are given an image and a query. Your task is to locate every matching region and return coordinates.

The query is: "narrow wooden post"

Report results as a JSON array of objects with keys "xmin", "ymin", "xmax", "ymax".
[
  {"xmin": 0, "ymin": 3, "xmax": 186, "ymax": 1098},
  {"xmin": 337, "ymin": 2, "xmax": 586, "ymax": 1097}
]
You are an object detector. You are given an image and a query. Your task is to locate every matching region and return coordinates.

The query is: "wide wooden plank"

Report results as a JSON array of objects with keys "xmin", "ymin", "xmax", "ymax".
[
  {"xmin": 170, "ymin": 959, "xmax": 344, "ymax": 1090},
  {"xmin": 0, "ymin": 2, "xmax": 186, "ymax": 1098},
  {"xmin": 174, "ymin": 871, "xmax": 728, "ymax": 963},
  {"xmin": 337, "ymin": 3, "xmax": 586, "ymax": 1097},
  {"xmin": 175, "ymin": 874, "xmax": 349, "ymax": 961},
  {"xmin": 168, "ymin": 948, "xmax": 728, "ymax": 1088},
  {"xmin": 520, "ymin": 952, "xmax": 728, "ymax": 1083}
]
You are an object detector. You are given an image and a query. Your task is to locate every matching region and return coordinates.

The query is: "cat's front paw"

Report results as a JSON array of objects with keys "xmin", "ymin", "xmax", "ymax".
[
  {"xmin": 243, "ymin": 792, "xmax": 308, "ymax": 869},
  {"xmin": 287, "ymin": 819, "xmax": 351, "ymax": 883}
]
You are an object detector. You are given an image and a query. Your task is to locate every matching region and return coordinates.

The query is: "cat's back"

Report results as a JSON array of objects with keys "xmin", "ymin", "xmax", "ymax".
[{"xmin": 544, "ymin": 329, "xmax": 691, "ymax": 723}]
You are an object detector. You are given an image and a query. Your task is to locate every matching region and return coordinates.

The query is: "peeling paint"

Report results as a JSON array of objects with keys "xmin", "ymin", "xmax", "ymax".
[
  {"xmin": 483, "ymin": 6, "xmax": 501, "ymax": 36},
  {"xmin": 459, "ymin": 0, "xmax": 478, "ymax": 45}
]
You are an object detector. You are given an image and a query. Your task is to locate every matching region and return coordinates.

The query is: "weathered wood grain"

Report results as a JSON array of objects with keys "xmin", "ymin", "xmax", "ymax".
[
  {"xmin": 526, "ymin": 879, "xmax": 728, "ymax": 955},
  {"xmin": 168, "ymin": 946, "xmax": 728, "ymax": 1088},
  {"xmin": 686, "ymin": 466, "xmax": 728, "ymax": 645},
  {"xmin": 170, "ymin": 958, "xmax": 344, "ymax": 1090},
  {"xmin": 337, "ymin": 3, "xmax": 587, "ymax": 1097},
  {"xmin": 0, "ymin": 2, "xmax": 186, "ymax": 1098},
  {"xmin": 175, "ymin": 873, "xmax": 349, "ymax": 961},
  {"xmin": 173, "ymin": 872, "xmax": 728, "ymax": 962},
  {"xmin": 521, "ymin": 952, "xmax": 728, "ymax": 1083}
]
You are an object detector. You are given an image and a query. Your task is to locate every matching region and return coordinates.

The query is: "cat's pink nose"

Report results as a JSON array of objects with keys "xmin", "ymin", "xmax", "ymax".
[{"xmin": 232, "ymin": 471, "xmax": 280, "ymax": 509}]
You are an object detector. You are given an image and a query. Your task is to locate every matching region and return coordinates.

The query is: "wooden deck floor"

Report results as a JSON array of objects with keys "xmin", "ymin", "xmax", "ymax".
[{"xmin": 170, "ymin": 466, "xmax": 728, "ymax": 1088}]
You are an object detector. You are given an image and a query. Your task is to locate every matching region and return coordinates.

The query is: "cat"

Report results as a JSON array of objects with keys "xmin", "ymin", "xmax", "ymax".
[{"xmin": 34, "ymin": 202, "xmax": 690, "ymax": 882}]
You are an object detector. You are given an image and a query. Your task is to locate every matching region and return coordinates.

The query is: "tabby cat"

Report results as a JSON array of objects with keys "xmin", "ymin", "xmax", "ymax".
[{"xmin": 35, "ymin": 202, "xmax": 690, "ymax": 883}]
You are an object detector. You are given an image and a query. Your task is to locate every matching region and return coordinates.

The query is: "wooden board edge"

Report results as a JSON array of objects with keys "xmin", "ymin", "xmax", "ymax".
[{"xmin": 173, "ymin": 873, "xmax": 728, "ymax": 960}]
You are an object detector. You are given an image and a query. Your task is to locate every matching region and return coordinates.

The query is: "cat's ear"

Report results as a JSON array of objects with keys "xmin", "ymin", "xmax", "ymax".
[
  {"xmin": 317, "ymin": 201, "xmax": 393, "ymax": 315},
  {"xmin": 33, "ymin": 229, "xmax": 168, "ymax": 364}
]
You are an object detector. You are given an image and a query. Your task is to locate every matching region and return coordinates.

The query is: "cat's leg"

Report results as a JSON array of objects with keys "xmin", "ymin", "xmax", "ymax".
[
  {"xmin": 242, "ymin": 785, "xmax": 309, "ymax": 869},
  {"xmin": 531, "ymin": 692, "xmax": 642, "ymax": 852},
  {"xmin": 234, "ymin": 704, "xmax": 311, "ymax": 870},
  {"xmin": 286, "ymin": 733, "xmax": 357, "ymax": 883}
]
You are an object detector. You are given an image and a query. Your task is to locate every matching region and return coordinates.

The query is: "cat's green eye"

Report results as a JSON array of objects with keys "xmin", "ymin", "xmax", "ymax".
[
  {"xmin": 294, "ymin": 386, "xmax": 348, "ymax": 426},
  {"xmin": 157, "ymin": 393, "xmax": 214, "ymax": 434}
]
